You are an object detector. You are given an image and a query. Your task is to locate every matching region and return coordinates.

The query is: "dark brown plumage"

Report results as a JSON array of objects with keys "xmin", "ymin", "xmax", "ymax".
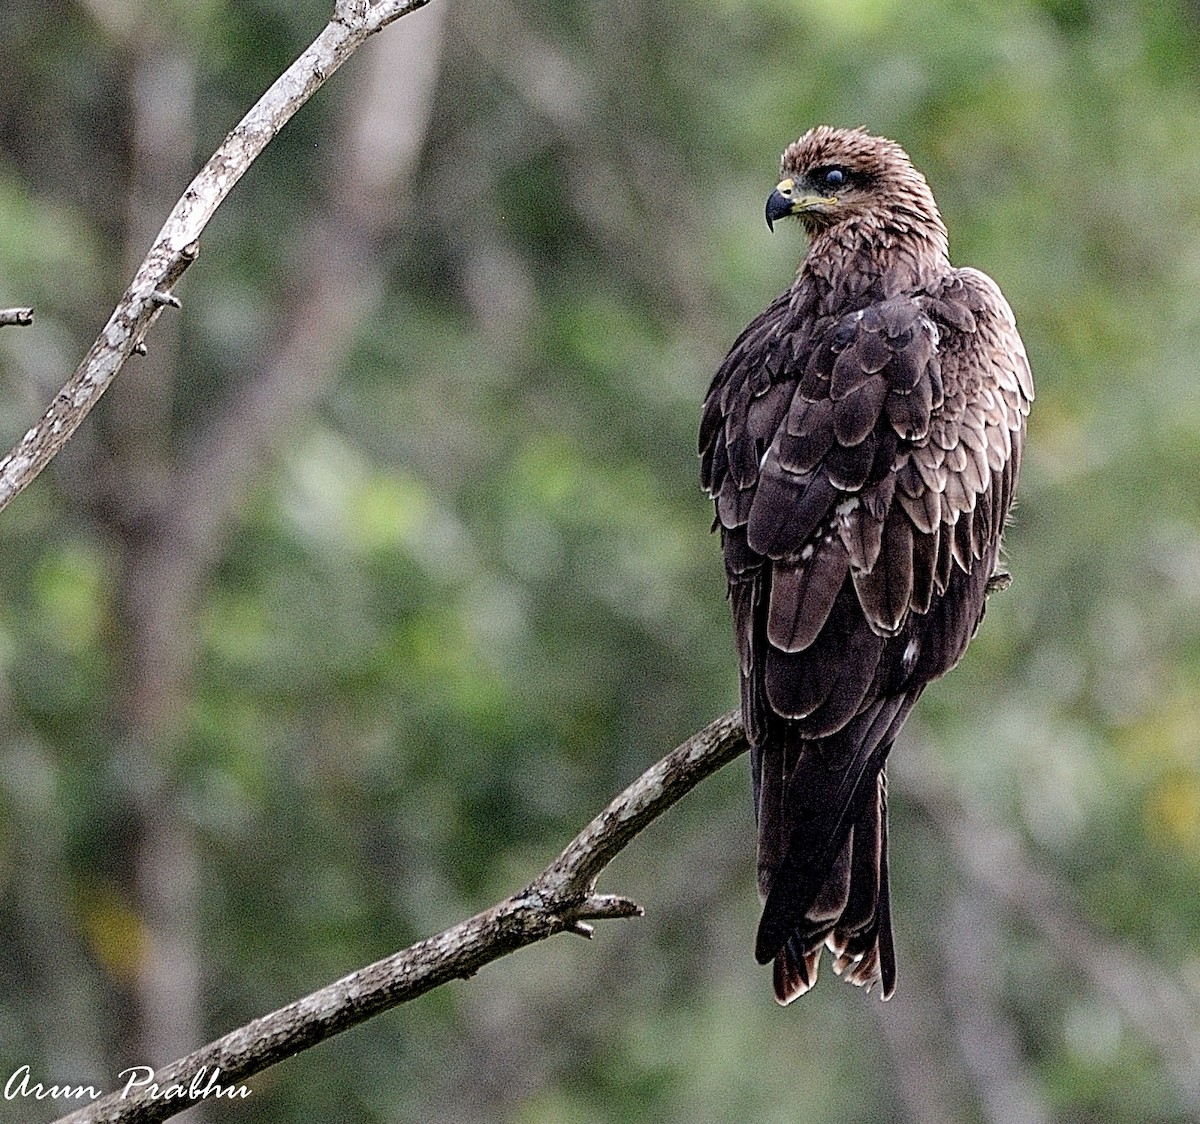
[{"xmin": 700, "ymin": 126, "xmax": 1033, "ymax": 1004}]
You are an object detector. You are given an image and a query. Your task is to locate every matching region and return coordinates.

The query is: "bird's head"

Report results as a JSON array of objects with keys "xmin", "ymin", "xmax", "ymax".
[{"xmin": 765, "ymin": 126, "xmax": 946, "ymax": 252}]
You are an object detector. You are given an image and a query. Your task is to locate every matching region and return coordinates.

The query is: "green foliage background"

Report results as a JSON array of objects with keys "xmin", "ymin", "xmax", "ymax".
[{"xmin": 1, "ymin": 0, "xmax": 1199, "ymax": 1120}]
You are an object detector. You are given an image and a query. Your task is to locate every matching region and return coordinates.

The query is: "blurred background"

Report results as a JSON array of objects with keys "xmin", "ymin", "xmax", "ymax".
[{"xmin": 0, "ymin": 0, "xmax": 1198, "ymax": 1120}]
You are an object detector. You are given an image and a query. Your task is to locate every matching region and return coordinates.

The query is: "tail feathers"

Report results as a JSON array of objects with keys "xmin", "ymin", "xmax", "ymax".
[
  {"xmin": 753, "ymin": 696, "xmax": 914, "ymax": 1003},
  {"xmin": 769, "ymin": 775, "xmax": 896, "ymax": 1004},
  {"xmin": 828, "ymin": 769, "xmax": 896, "ymax": 994},
  {"xmin": 774, "ymin": 936, "xmax": 821, "ymax": 1001}
]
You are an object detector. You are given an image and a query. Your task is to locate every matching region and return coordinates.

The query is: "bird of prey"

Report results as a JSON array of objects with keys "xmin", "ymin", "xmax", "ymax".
[{"xmin": 699, "ymin": 126, "xmax": 1033, "ymax": 1004}]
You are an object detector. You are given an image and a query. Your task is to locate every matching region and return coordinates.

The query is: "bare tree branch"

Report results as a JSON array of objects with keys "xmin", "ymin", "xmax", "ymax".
[
  {"xmin": 368, "ymin": 0, "xmax": 432, "ymax": 31},
  {"xmin": 99, "ymin": 13, "xmax": 445, "ymax": 1096},
  {"xmin": 37, "ymin": 705, "xmax": 1200, "ymax": 1124},
  {"xmin": 895, "ymin": 745, "xmax": 1200, "ymax": 1114},
  {"xmin": 51, "ymin": 710, "xmax": 747, "ymax": 1124},
  {"xmin": 0, "ymin": 307, "xmax": 33, "ymax": 326},
  {"xmin": 147, "ymin": 6, "xmax": 446, "ymax": 622},
  {"xmin": 938, "ymin": 890, "xmax": 1052, "ymax": 1124},
  {"xmin": 0, "ymin": 0, "xmax": 430, "ymax": 515}
]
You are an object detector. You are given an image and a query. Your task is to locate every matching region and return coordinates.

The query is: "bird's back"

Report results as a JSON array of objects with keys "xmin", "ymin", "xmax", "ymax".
[{"xmin": 701, "ymin": 257, "xmax": 1032, "ymax": 1001}]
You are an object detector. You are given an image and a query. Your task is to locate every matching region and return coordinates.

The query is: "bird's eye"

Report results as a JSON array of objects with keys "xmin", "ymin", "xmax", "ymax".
[{"xmin": 821, "ymin": 167, "xmax": 847, "ymax": 190}]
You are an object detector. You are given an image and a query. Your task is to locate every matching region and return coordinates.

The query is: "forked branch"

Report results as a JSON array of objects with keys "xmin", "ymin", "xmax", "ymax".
[
  {"xmin": 0, "ymin": 0, "xmax": 430, "ymax": 515},
  {"xmin": 52, "ymin": 710, "xmax": 748, "ymax": 1124}
]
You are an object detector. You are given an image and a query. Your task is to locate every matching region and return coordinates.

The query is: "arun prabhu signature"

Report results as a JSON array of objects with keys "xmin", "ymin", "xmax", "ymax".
[{"xmin": 4, "ymin": 1064, "xmax": 251, "ymax": 1103}]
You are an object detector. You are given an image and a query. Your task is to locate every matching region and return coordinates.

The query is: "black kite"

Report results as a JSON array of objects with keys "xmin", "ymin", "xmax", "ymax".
[{"xmin": 700, "ymin": 126, "xmax": 1033, "ymax": 1003}]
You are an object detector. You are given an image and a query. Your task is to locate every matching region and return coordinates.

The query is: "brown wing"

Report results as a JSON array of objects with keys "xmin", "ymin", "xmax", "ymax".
[
  {"xmin": 700, "ymin": 288, "xmax": 815, "ymax": 747},
  {"xmin": 904, "ymin": 267, "xmax": 1032, "ymax": 683},
  {"xmin": 702, "ymin": 291, "xmax": 943, "ymax": 745},
  {"xmin": 701, "ymin": 267, "xmax": 1031, "ymax": 1000},
  {"xmin": 702, "ymin": 270, "xmax": 1031, "ymax": 733}
]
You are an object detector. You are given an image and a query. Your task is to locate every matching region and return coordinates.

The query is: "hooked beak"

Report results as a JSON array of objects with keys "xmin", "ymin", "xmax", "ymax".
[{"xmin": 765, "ymin": 177, "xmax": 834, "ymax": 231}]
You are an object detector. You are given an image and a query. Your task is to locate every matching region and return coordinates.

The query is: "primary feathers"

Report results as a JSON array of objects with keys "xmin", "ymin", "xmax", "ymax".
[{"xmin": 700, "ymin": 127, "xmax": 1032, "ymax": 1003}]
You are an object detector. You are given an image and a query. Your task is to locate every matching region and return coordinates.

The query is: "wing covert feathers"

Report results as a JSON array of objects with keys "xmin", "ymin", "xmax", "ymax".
[{"xmin": 701, "ymin": 229, "xmax": 1032, "ymax": 1002}]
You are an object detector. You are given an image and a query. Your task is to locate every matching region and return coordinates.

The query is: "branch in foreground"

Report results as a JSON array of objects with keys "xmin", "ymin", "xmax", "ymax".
[
  {"xmin": 52, "ymin": 710, "xmax": 748, "ymax": 1124},
  {"xmin": 0, "ymin": 0, "xmax": 429, "ymax": 516},
  {"xmin": 0, "ymin": 307, "xmax": 34, "ymax": 326}
]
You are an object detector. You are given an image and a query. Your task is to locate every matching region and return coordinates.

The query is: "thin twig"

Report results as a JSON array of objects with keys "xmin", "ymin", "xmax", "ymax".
[
  {"xmin": 0, "ymin": 0, "xmax": 429, "ymax": 516},
  {"xmin": 367, "ymin": 0, "xmax": 432, "ymax": 31},
  {"xmin": 51, "ymin": 711, "xmax": 747, "ymax": 1124},
  {"xmin": 0, "ymin": 307, "xmax": 34, "ymax": 326}
]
